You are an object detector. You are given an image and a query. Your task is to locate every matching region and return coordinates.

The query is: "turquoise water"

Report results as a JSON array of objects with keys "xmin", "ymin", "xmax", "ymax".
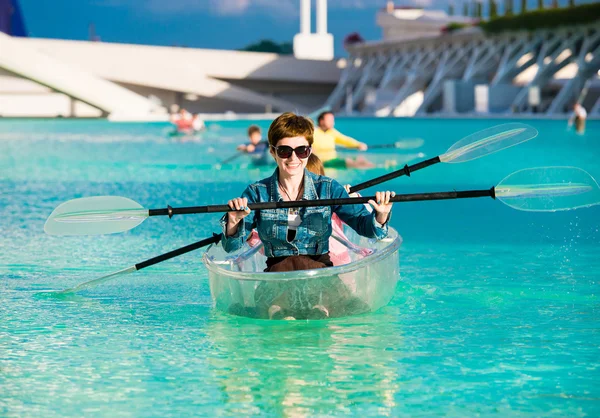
[{"xmin": 1, "ymin": 118, "xmax": 599, "ymax": 416}]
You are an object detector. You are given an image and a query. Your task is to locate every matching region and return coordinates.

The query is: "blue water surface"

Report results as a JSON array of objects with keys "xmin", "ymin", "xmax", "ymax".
[{"xmin": 1, "ymin": 117, "xmax": 599, "ymax": 416}]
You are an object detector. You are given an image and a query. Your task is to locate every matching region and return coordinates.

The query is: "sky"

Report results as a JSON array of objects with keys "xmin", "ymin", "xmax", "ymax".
[
  {"xmin": 17, "ymin": 0, "xmax": 591, "ymax": 56},
  {"xmin": 17, "ymin": 0, "xmax": 429, "ymax": 56}
]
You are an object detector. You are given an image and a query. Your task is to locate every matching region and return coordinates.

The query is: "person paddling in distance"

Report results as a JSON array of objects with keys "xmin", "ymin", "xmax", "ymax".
[
  {"xmin": 236, "ymin": 125, "xmax": 269, "ymax": 166},
  {"xmin": 313, "ymin": 111, "xmax": 375, "ymax": 169},
  {"xmin": 237, "ymin": 125, "xmax": 266, "ymax": 154},
  {"xmin": 221, "ymin": 112, "xmax": 394, "ymax": 319}
]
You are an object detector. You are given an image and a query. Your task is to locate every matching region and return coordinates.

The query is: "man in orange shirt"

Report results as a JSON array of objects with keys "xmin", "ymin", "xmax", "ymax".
[{"xmin": 313, "ymin": 111, "xmax": 374, "ymax": 169}]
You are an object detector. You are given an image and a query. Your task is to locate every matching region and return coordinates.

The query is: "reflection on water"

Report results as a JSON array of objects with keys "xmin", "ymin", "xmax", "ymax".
[{"xmin": 205, "ymin": 310, "xmax": 403, "ymax": 416}]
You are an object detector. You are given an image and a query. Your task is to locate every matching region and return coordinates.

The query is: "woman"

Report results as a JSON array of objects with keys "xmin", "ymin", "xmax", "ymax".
[{"xmin": 222, "ymin": 112, "xmax": 394, "ymax": 319}]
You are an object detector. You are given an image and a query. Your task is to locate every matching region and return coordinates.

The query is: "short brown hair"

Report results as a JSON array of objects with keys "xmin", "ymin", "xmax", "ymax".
[
  {"xmin": 268, "ymin": 112, "xmax": 314, "ymax": 147},
  {"xmin": 247, "ymin": 125, "xmax": 261, "ymax": 136},
  {"xmin": 306, "ymin": 154, "xmax": 325, "ymax": 176},
  {"xmin": 317, "ymin": 111, "xmax": 333, "ymax": 123}
]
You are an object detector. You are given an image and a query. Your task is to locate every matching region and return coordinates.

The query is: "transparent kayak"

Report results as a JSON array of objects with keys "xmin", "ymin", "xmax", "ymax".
[{"xmin": 203, "ymin": 226, "xmax": 402, "ymax": 320}]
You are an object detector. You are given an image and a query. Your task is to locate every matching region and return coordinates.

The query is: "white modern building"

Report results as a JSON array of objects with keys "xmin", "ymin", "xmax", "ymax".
[
  {"xmin": 327, "ymin": 3, "xmax": 600, "ymax": 117},
  {"xmin": 0, "ymin": 1, "xmax": 340, "ymax": 120},
  {"xmin": 294, "ymin": 0, "xmax": 334, "ymax": 61}
]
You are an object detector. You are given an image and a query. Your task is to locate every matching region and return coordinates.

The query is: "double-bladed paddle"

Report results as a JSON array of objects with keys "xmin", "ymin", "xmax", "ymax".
[
  {"xmin": 45, "ymin": 166, "xmax": 600, "ymax": 237},
  {"xmin": 44, "ymin": 166, "xmax": 600, "ymax": 294}
]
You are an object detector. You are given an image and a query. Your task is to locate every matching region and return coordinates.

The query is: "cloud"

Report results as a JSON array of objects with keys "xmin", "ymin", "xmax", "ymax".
[
  {"xmin": 111, "ymin": 0, "xmax": 296, "ymax": 17},
  {"xmin": 98, "ymin": 0, "xmax": 437, "ymax": 18},
  {"xmin": 209, "ymin": 0, "xmax": 251, "ymax": 15},
  {"xmin": 98, "ymin": 0, "xmax": 388, "ymax": 14},
  {"xmin": 218, "ymin": 0, "xmax": 298, "ymax": 16}
]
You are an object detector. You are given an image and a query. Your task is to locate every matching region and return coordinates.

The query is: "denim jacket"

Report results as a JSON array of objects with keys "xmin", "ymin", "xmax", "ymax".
[{"xmin": 220, "ymin": 169, "xmax": 389, "ymax": 257}]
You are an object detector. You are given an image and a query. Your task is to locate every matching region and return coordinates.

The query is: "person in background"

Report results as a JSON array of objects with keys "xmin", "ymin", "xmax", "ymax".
[
  {"xmin": 237, "ymin": 125, "xmax": 269, "ymax": 166},
  {"xmin": 170, "ymin": 107, "xmax": 204, "ymax": 134},
  {"xmin": 237, "ymin": 125, "xmax": 267, "ymax": 154},
  {"xmin": 313, "ymin": 111, "xmax": 374, "ymax": 169},
  {"xmin": 568, "ymin": 103, "xmax": 587, "ymax": 134}
]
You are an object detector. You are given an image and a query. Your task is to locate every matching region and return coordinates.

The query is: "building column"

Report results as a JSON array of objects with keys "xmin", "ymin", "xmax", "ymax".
[
  {"xmin": 293, "ymin": 0, "xmax": 334, "ymax": 60},
  {"xmin": 317, "ymin": 0, "xmax": 327, "ymax": 34},
  {"xmin": 300, "ymin": 0, "xmax": 311, "ymax": 34}
]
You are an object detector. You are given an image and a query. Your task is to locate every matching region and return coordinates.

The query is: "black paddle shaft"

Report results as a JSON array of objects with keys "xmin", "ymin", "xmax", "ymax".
[
  {"xmin": 148, "ymin": 188, "xmax": 495, "ymax": 218},
  {"xmin": 349, "ymin": 156, "xmax": 441, "ymax": 193},
  {"xmin": 135, "ymin": 233, "xmax": 222, "ymax": 270}
]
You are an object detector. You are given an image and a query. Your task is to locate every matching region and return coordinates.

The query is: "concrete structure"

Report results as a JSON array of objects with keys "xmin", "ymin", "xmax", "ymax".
[
  {"xmin": 293, "ymin": 0, "xmax": 334, "ymax": 61},
  {"xmin": 0, "ymin": 36, "xmax": 341, "ymax": 119},
  {"xmin": 326, "ymin": 18, "xmax": 600, "ymax": 117},
  {"xmin": 0, "ymin": 32, "xmax": 167, "ymax": 120}
]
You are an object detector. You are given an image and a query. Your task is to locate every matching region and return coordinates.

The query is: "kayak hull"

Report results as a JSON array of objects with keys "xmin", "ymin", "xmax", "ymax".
[{"xmin": 203, "ymin": 226, "xmax": 402, "ymax": 320}]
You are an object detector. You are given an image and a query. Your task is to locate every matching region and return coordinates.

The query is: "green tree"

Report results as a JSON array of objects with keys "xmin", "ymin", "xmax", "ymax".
[
  {"xmin": 490, "ymin": 0, "xmax": 499, "ymax": 17},
  {"xmin": 480, "ymin": 2, "xmax": 600, "ymax": 32},
  {"xmin": 537, "ymin": 0, "xmax": 544, "ymax": 9},
  {"xmin": 505, "ymin": 0, "xmax": 514, "ymax": 15},
  {"xmin": 449, "ymin": 2, "xmax": 455, "ymax": 15},
  {"xmin": 463, "ymin": 1, "xmax": 469, "ymax": 16},
  {"xmin": 476, "ymin": 1, "xmax": 483, "ymax": 17},
  {"xmin": 241, "ymin": 40, "xmax": 293, "ymax": 54},
  {"xmin": 521, "ymin": 0, "xmax": 527, "ymax": 13},
  {"xmin": 568, "ymin": 0, "xmax": 575, "ymax": 6}
]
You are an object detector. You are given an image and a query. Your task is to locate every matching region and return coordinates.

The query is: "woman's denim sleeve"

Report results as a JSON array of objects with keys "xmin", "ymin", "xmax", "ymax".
[
  {"xmin": 219, "ymin": 185, "xmax": 258, "ymax": 253},
  {"xmin": 331, "ymin": 180, "xmax": 389, "ymax": 240}
]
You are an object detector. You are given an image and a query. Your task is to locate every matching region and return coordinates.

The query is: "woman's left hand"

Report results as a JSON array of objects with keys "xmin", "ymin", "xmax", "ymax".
[
  {"xmin": 368, "ymin": 191, "xmax": 395, "ymax": 225},
  {"xmin": 344, "ymin": 184, "xmax": 359, "ymax": 198}
]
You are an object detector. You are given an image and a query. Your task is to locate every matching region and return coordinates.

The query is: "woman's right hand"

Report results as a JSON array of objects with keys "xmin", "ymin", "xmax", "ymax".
[{"xmin": 227, "ymin": 197, "xmax": 251, "ymax": 226}]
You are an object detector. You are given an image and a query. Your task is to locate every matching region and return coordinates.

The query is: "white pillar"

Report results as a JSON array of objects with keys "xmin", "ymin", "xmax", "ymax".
[
  {"xmin": 317, "ymin": 0, "xmax": 327, "ymax": 35},
  {"xmin": 294, "ymin": 0, "xmax": 333, "ymax": 61},
  {"xmin": 300, "ymin": 0, "xmax": 311, "ymax": 34}
]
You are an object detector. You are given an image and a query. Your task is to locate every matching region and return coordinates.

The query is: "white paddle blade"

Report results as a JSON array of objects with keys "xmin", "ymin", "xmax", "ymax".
[
  {"xmin": 440, "ymin": 123, "xmax": 538, "ymax": 163},
  {"xmin": 44, "ymin": 196, "xmax": 149, "ymax": 236},
  {"xmin": 495, "ymin": 167, "xmax": 600, "ymax": 212}
]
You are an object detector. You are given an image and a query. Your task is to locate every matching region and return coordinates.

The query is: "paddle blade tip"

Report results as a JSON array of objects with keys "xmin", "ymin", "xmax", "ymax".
[
  {"xmin": 441, "ymin": 123, "xmax": 539, "ymax": 164},
  {"xmin": 496, "ymin": 166, "xmax": 600, "ymax": 212},
  {"xmin": 44, "ymin": 196, "xmax": 148, "ymax": 236}
]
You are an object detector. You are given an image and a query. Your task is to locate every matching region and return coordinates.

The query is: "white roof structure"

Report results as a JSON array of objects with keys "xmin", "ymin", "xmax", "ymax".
[
  {"xmin": 0, "ymin": 35, "xmax": 341, "ymax": 119},
  {"xmin": 378, "ymin": 7, "xmax": 477, "ymax": 42},
  {"xmin": 0, "ymin": 32, "xmax": 166, "ymax": 121}
]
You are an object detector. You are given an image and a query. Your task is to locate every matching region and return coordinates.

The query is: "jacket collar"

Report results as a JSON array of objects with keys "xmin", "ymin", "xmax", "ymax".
[{"xmin": 269, "ymin": 168, "xmax": 318, "ymax": 202}]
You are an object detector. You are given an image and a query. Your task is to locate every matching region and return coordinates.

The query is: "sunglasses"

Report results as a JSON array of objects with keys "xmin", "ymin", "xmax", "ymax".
[{"xmin": 271, "ymin": 145, "xmax": 312, "ymax": 159}]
